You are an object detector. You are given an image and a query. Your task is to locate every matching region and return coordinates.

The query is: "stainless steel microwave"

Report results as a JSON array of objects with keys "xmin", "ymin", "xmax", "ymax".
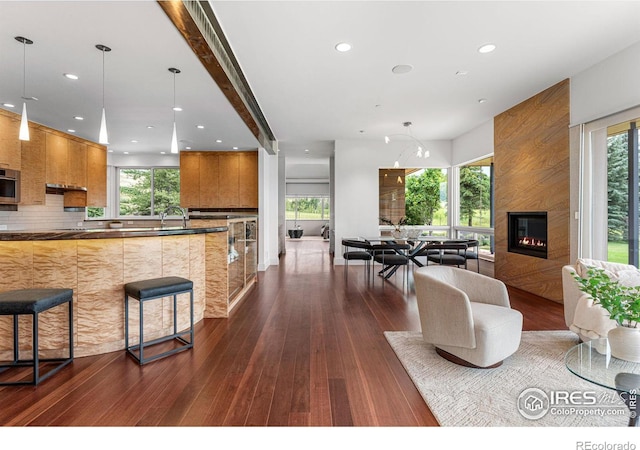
[{"xmin": 0, "ymin": 169, "xmax": 20, "ymax": 204}]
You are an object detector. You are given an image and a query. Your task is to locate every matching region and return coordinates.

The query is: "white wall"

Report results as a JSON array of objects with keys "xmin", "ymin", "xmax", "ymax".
[
  {"xmin": 451, "ymin": 119, "xmax": 494, "ymax": 166},
  {"xmin": 108, "ymin": 153, "xmax": 179, "ymax": 167},
  {"xmin": 333, "ymin": 139, "xmax": 451, "ymax": 264},
  {"xmin": 571, "ymin": 41, "xmax": 640, "ymax": 125},
  {"xmin": 258, "ymin": 148, "xmax": 279, "ymax": 270}
]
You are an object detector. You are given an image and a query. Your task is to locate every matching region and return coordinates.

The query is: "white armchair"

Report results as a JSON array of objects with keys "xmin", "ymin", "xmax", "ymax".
[
  {"xmin": 562, "ymin": 258, "xmax": 638, "ymax": 341},
  {"xmin": 413, "ymin": 266, "xmax": 523, "ymax": 368}
]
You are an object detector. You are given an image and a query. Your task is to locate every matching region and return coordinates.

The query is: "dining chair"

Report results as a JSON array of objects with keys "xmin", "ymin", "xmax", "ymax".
[
  {"xmin": 371, "ymin": 241, "xmax": 412, "ymax": 289},
  {"xmin": 341, "ymin": 239, "xmax": 373, "ymax": 283},
  {"xmin": 425, "ymin": 242, "xmax": 469, "ymax": 269},
  {"xmin": 462, "ymin": 239, "xmax": 481, "ymax": 272}
]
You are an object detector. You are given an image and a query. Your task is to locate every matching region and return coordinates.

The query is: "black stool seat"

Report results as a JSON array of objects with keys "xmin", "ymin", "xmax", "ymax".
[
  {"xmin": 0, "ymin": 288, "xmax": 74, "ymax": 386},
  {"xmin": 124, "ymin": 276, "xmax": 194, "ymax": 365},
  {"xmin": 124, "ymin": 277, "xmax": 193, "ymax": 300},
  {"xmin": 0, "ymin": 288, "xmax": 73, "ymax": 314},
  {"xmin": 344, "ymin": 251, "xmax": 372, "ymax": 261}
]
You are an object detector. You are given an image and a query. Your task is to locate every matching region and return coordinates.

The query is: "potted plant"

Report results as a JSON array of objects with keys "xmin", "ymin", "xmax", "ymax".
[
  {"xmin": 379, "ymin": 216, "xmax": 408, "ymax": 239},
  {"xmin": 573, "ymin": 267, "xmax": 640, "ymax": 362}
]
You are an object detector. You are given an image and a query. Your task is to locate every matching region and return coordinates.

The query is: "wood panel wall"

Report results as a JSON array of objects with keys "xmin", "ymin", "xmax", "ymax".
[{"xmin": 494, "ymin": 79, "xmax": 570, "ymax": 302}]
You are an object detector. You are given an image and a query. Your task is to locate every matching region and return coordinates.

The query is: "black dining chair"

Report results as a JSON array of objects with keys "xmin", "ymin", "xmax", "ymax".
[
  {"xmin": 342, "ymin": 239, "xmax": 373, "ymax": 283},
  {"xmin": 371, "ymin": 241, "xmax": 412, "ymax": 289},
  {"xmin": 425, "ymin": 242, "xmax": 469, "ymax": 269},
  {"xmin": 462, "ymin": 239, "xmax": 481, "ymax": 272}
]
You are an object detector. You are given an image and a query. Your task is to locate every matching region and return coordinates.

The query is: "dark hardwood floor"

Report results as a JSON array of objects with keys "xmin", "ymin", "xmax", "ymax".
[{"xmin": 0, "ymin": 238, "xmax": 566, "ymax": 426}]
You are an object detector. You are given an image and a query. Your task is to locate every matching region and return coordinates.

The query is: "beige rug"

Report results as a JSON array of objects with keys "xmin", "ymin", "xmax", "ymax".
[{"xmin": 384, "ymin": 330, "xmax": 630, "ymax": 426}]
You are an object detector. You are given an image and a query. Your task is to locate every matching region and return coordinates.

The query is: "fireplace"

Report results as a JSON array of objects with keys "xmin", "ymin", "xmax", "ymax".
[{"xmin": 508, "ymin": 212, "xmax": 548, "ymax": 259}]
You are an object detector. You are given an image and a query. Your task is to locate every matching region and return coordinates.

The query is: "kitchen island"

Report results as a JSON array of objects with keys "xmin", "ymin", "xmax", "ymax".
[{"xmin": 0, "ymin": 225, "xmax": 237, "ymax": 359}]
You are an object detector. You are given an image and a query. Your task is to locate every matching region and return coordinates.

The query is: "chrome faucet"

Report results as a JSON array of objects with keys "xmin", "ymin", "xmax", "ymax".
[{"xmin": 160, "ymin": 205, "xmax": 188, "ymax": 228}]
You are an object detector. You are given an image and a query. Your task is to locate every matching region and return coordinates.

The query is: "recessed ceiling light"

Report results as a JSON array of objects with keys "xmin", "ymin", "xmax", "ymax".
[
  {"xmin": 74, "ymin": 116, "xmax": 84, "ymax": 120},
  {"xmin": 185, "ymin": 146, "xmax": 191, "ymax": 150},
  {"xmin": 108, "ymin": 150, "xmax": 113, "ymax": 153},
  {"xmin": 160, "ymin": 151, "xmax": 166, "ymax": 155},
  {"xmin": 216, "ymin": 139, "xmax": 222, "ymax": 143},
  {"xmin": 335, "ymin": 42, "xmax": 352, "ymax": 52},
  {"xmin": 2, "ymin": 103, "xmax": 15, "ymax": 108},
  {"xmin": 233, "ymin": 146, "xmax": 238, "ymax": 150},
  {"xmin": 392, "ymin": 64, "xmax": 413, "ymax": 74},
  {"xmin": 196, "ymin": 125, "xmax": 205, "ymax": 129},
  {"xmin": 131, "ymin": 140, "xmax": 138, "ymax": 143},
  {"xmin": 172, "ymin": 106, "xmax": 183, "ymax": 112},
  {"xmin": 304, "ymin": 149, "xmax": 309, "ymax": 152},
  {"xmin": 123, "ymin": 152, "xmax": 129, "ymax": 155},
  {"xmin": 478, "ymin": 98, "xmax": 488, "ymax": 104},
  {"xmin": 63, "ymin": 73, "xmax": 79, "ymax": 80},
  {"xmin": 67, "ymin": 129, "xmax": 76, "ymax": 133},
  {"xmin": 478, "ymin": 43, "xmax": 496, "ymax": 54},
  {"xmin": 146, "ymin": 125, "xmax": 154, "ymax": 129}
]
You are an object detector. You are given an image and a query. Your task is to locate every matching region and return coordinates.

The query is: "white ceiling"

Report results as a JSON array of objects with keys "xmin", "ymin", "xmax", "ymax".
[{"xmin": 2, "ymin": 1, "xmax": 640, "ymax": 166}]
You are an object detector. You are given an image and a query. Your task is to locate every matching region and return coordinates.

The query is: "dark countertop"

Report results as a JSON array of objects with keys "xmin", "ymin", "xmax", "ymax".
[
  {"xmin": 0, "ymin": 226, "xmax": 228, "ymax": 241},
  {"xmin": 189, "ymin": 214, "xmax": 258, "ymax": 220}
]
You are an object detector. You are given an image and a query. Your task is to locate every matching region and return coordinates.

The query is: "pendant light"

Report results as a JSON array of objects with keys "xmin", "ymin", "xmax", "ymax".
[
  {"xmin": 169, "ymin": 68, "xmax": 181, "ymax": 154},
  {"xmin": 96, "ymin": 44, "xmax": 111, "ymax": 145},
  {"xmin": 15, "ymin": 36, "xmax": 35, "ymax": 141},
  {"xmin": 385, "ymin": 121, "xmax": 430, "ymax": 168}
]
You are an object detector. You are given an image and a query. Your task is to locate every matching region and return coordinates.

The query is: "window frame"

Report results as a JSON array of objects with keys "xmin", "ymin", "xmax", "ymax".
[{"xmin": 116, "ymin": 166, "xmax": 181, "ymax": 218}]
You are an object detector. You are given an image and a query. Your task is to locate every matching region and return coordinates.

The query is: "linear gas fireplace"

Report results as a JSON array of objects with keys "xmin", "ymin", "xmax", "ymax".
[{"xmin": 508, "ymin": 212, "xmax": 548, "ymax": 259}]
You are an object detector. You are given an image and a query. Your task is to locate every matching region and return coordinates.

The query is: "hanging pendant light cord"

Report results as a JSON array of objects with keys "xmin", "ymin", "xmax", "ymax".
[
  {"xmin": 173, "ymin": 70, "xmax": 176, "ymax": 122},
  {"xmin": 102, "ymin": 48, "xmax": 105, "ymax": 109},
  {"xmin": 22, "ymin": 40, "xmax": 26, "ymax": 98}
]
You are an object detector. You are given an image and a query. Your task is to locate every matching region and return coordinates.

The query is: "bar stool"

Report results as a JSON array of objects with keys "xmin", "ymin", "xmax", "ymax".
[
  {"xmin": 0, "ymin": 288, "xmax": 74, "ymax": 386},
  {"xmin": 124, "ymin": 276, "xmax": 194, "ymax": 365}
]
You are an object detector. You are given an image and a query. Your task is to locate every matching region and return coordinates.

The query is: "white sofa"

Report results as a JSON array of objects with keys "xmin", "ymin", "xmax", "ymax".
[
  {"xmin": 562, "ymin": 258, "xmax": 640, "ymax": 341},
  {"xmin": 413, "ymin": 266, "xmax": 523, "ymax": 368}
]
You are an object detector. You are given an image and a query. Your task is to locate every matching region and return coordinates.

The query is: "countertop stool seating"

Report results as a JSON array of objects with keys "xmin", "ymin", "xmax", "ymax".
[
  {"xmin": 124, "ymin": 276, "xmax": 194, "ymax": 365},
  {"xmin": 0, "ymin": 288, "xmax": 74, "ymax": 386}
]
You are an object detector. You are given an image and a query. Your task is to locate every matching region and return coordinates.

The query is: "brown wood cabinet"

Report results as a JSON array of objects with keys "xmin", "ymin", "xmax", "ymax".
[
  {"xmin": 179, "ymin": 150, "xmax": 257, "ymax": 209},
  {"xmin": 86, "ymin": 144, "xmax": 107, "ymax": 207},
  {"xmin": 218, "ymin": 153, "xmax": 239, "ymax": 208},
  {"xmin": 199, "ymin": 152, "xmax": 219, "ymax": 206},
  {"xmin": 179, "ymin": 151, "xmax": 200, "ymax": 208},
  {"xmin": 0, "ymin": 112, "xmax": 22, "ymax": 170},
  {"xmin": 238, "ymin": 151, "xmax": 258, "ymax": 208},
  {"xmin": 67, "ymin": 140, "xmax": 87, "ymax": 188},
  {"xmin": 46, "ymin": 133, "xmax": 69, "ymax": 185},
  {"xmin": 19, "ymin": 126, "xmax": 46, "ymax": 205}
]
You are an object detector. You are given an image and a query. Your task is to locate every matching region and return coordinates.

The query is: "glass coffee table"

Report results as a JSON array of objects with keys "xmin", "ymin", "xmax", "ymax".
[{"xmin": 565, "ymin": 339, "xmax": 640, "ymax": 427}]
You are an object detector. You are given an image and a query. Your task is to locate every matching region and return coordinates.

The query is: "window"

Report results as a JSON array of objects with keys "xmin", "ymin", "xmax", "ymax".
[
  {"xmin": 458, "ymin": 158, "xmax": 493, "ymax": 228},
  {"xmin": 607, "ymin": 121, "xmax": 639, "ymax": 266},
  {"xmin": 379, "ymin": 168, "xmax": 448, "ymax": 226},
  {"xmin": 118, "ymin": 167, "xmax": 180, "ymax": 217},
  {"xmin": 285, "ymin": 196, "xmax": 331, "ymax": 221}
]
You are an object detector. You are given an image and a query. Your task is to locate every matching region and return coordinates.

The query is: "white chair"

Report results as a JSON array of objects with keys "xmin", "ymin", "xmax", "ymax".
[{"xmin": 414, "ymin": 266, "xmax": 523, "ymax": 368}]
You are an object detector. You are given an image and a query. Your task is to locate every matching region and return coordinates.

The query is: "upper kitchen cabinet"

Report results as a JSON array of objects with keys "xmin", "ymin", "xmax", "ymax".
[
  {"xmin": 0, "ymin": 112, "xmax": 22, "ymax": 171},
  {"xmin": 45, "ymin": 133, "xmax": 69, "ymax": 185},
  {"xmin": 86, "ymin": 144, "xmax": 107, "ymax": 207},
  {"xmin": 180, "ymin": 151, "xmax": 201, "ymax": 208},
  {"xmin": 20, "ymin": 126, "xmax": 46, "ymax": 205},
  {"xmin": 238, "ymin": 151, "xmax": 258, "ymax": 208},
  {"xmin": 218, "ymin": 152, "xmax": 239, "ymax": 208},
  {"xmin": 179, "ymin": 150, "xmax": 257, "ymax": 209},
  {"xmin": 67, "ymin": 140, "xmax": 87, "ymax": 188}
]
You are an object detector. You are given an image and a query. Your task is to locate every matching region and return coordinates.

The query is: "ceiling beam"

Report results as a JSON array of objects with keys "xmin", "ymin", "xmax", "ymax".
[{"xmin": 158, "ymin": 0, "xmax": 277, "ymax": 154}]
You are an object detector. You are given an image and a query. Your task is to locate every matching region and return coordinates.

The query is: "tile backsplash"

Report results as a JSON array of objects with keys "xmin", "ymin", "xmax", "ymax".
[{"xmin": 0, "ymin": 195, "xmax": 85, "ymax": 231}]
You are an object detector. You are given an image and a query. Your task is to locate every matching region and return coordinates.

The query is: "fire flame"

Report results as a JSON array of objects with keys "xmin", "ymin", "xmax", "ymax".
[{"xmin": 518, "ymin": 236, "xmax": 546, "ymax": 248}]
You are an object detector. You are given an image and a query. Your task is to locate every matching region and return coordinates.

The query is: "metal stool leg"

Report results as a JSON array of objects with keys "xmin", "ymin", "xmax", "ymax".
[{"xmin": 33, "ymin": 312, "xmax": 39, "ymax": 385}]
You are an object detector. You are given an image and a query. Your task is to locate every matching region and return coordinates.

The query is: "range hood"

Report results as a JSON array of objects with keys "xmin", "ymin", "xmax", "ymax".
[{"xmin": 46, "ymin": 183, "xmax": 88, "ymax": 194}]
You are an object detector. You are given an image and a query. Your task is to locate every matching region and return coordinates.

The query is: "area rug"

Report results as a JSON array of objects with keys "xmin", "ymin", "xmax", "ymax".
[{"xmin": 384, "ymin": 330, "xmax": 630, "ymax": 426}]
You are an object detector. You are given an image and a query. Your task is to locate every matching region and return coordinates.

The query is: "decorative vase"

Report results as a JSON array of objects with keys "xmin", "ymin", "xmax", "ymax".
[
  {"xmin": 392, "ymin": 228, "xmax": 403, "ymax": 239},
  {"xmin": 607, "ymin": 325, "xmax": 640, "ymax": 363}
]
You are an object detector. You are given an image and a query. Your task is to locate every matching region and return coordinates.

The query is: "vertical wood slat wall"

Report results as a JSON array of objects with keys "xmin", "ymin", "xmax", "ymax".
[{"xmin": 494, "ymin": 79, "xmax": 571, "ymax": 302}]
